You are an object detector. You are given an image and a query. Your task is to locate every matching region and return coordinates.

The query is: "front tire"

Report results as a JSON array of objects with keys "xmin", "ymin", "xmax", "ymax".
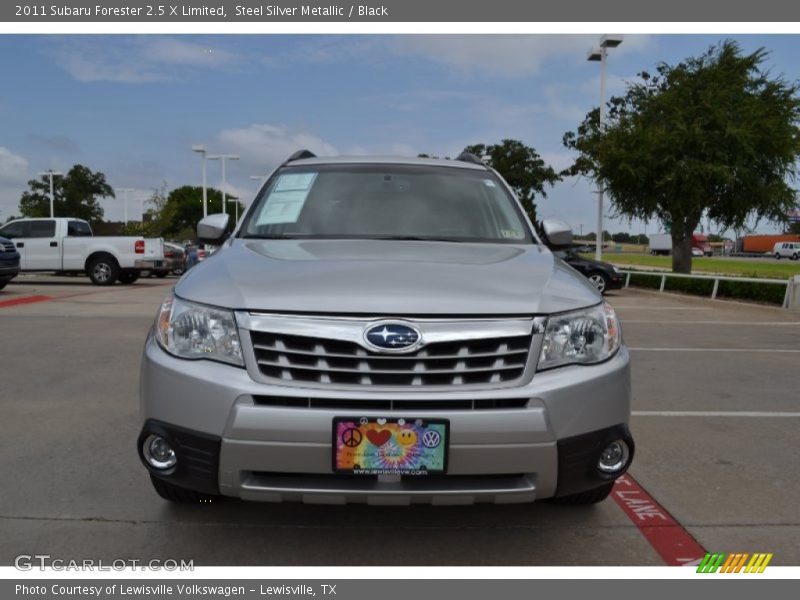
[
  {"xmin": 775, "ymin": 253, "xmax": 781, "ymax": 260},
  {"xmin": 149, "ymin": 475, "xmax": 218, "ymax": 504},
  {"xmin": 549, "ymin": 482, "xmax": 614, "ymax": 506},
  {"xmin": 587, "ymin": 271, "xmax": 610, "ymax": 294},
  {"xmin": 792, "ymin": 253, "xmax": 799, "ymax": 261},
  {"xmin": 87, "ymin": 255, "xmax": 119, "ymax": 286}
]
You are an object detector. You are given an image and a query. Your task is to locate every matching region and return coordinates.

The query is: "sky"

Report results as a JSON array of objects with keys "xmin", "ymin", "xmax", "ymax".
[{"xmin": 1, "ymin": 34, "xmax": 800, "ymax": 235}]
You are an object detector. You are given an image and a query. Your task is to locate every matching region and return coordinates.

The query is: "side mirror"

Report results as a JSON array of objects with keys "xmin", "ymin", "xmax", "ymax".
[
  {"xmin": 197, "ymin": 213, "xmax": 231, "ymax": 244},
  {"xmin": 541, "ymin": 219, "xmax": 573, "ymax": 249}
]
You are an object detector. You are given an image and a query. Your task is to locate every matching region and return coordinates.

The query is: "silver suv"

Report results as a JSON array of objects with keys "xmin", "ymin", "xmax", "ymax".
[{"xmin": 138, "ymin": 152, "xmax": 633, "ymax": 506}]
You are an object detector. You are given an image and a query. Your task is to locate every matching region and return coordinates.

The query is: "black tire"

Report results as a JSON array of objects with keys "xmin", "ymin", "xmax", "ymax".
[
  {"xmin": 792, "ymin": 253, "xmax": 798, "ymax": 261},
  {"xmin": 0, "ymin": 281, "xmax": 7, "ymax": 291},
  {"xmin": 86, "ymin": 254, "xmax": 119, "ymax": 286},
  {"xmin": 149, "ymin": 475, "xmax": 218, "ymax": 504},
  {"xmin": 118, "ymin": 271, "xmax": 140, "ymax": 285},
  {"xmin": 549, "ymin": 482, "xmax": 614, "ymax": 506},
  {"xmin": 155, "ymin": 270, "xmax": 169, "ymax": 278},
  {"xmin": 775, "ymin": 253, "xmax": 781, "ymax": 260},
  {"xmin": 587, "ymin": 271, "xmax": 610, "ymax": 294}
]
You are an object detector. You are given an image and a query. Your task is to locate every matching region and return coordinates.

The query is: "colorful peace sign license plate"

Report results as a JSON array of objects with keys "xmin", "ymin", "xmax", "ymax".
[{"xmin": 333, "ymin": 417, "xmax": 449, "ymax": 475}]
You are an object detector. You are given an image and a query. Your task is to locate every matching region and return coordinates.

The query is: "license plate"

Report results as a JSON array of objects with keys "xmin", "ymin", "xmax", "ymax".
[{"xmin": 332, "ymin": 417, "xmax": 449, "ymax": 475}]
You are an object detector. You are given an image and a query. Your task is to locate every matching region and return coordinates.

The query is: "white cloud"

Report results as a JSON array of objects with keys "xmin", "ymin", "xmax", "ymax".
[
  {"xmin": 52, "ymin": 37, "xmax": 240, "ymax": 83},
  {"xmin": 0, "ymin": 147, "xmax": 29, "ymax": 182},
  {"xmin": 215, "ymin": 123, "xmax": 338, "ymax": 173},
  {"xmin": 389, "ymin": 35, "xmax": 652, "ymax": 78}
]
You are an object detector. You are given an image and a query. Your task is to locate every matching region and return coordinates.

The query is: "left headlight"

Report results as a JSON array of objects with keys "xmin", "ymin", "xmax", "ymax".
[
  {"xmin": 537, "ymin": 301, "xmax": 621, "ymax": 371},
  {"xmin": 155, "ymin": 291, "xmax": 244, "ymax": 367}
]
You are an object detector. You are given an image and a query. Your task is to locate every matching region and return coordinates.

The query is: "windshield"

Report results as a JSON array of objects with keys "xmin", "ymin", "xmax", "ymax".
[{"xmin": 241, "ymin": 164, "xmax": 533, "ymax": 244}]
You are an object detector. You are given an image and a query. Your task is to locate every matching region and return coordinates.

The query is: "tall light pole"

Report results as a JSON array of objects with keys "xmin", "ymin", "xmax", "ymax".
[
  {"xmin": 192, "ymin": 145, "xmax": 208, "ymax": 218},
  {"xmin": 39, "ymin": 170, "xmax": 63, "ymax": 218},
  {"xmin": 117, "ymin": 188, "xmax": 134, "ymax": 225},
  {"xmin": 208, "ymin": 154, "xmax": 239, "ymax": 220},
  {"xmin": 587, "ymin": 34, "xmax": 623, "ymax": 260}
]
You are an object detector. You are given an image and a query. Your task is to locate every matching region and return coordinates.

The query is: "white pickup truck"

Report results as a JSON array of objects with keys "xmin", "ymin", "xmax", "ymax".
[{"xmin": 0, "ymin": 217, "xmax": 164, "ymax": 285}]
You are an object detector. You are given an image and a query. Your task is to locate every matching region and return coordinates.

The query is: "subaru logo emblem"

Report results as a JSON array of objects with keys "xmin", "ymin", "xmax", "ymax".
[{"xmin": 363, "ymin": 322, "xmax": 422, "ymax": 353}]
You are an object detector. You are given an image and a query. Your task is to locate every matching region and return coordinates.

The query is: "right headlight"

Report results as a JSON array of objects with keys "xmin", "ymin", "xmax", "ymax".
[
  {"xmin": 155, "ymin": 291, "xmax": 243, "ymax": 367},
  {"xmin": 537, "ymin": 301, "xmax": 621, "ymax": 371}
]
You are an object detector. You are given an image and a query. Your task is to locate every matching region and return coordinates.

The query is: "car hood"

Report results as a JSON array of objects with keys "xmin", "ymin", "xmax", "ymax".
[{"xmin": 176, "ymin": 239, "xmax": 600, "ymax": 315}]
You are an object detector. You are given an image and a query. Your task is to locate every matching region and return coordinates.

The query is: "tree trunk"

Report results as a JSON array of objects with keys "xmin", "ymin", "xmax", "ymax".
[{"xmin": 671, "ymin": 228, "xmax": 693, "ymax": 273}]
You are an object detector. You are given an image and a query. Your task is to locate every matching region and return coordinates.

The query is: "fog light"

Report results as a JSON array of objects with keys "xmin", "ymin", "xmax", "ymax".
[
  {"xmin": 143, "ymin": 434, "xmax": 177, "ymax": 469},
  {"xmin": 597, "ymin": 439, "xmax": 630, "ymax": 474}
]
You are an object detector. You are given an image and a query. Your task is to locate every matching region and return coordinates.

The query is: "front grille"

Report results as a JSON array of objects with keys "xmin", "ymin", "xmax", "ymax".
[
  {"xmin": 253, "ymin": 396, "xmax": 530, "ymax": 410},
  {"xmin": 249, "ymin": 331, "xmax": 533, "ymax": 387},
  {"xmin": 1, "ymin": 241, "xmax": 15, "ymax": 253}
]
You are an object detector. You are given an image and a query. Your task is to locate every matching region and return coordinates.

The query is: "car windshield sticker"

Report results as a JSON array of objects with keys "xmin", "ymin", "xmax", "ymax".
[
  {"xmin": 483, "ymin": 179, "xmax": 497, "ymax": 187},
  {"xmin": 256, "ymin": 172, "xmax": 317, "ymax": 225},
  {"xmin": 500, "ymin": 228, "xmax": 523, "ymax": 239}
]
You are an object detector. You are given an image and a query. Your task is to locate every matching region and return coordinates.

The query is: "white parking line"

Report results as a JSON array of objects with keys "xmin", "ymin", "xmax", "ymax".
[
  {"xmin": 633, "ymin": 411, "xmax": 800, "ymax": 418},
  {"xmin": 629, "ymin": 347, "xmax": 800, "ymax": 353},
  {"xmin": 622, "ymin": 320, "xmax": 800, "ymax": 325}
]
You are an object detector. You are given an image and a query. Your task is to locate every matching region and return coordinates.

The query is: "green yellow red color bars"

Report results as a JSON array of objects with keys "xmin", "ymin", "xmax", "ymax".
[{"xmin": 697, "ymin": 552, "xmax": 773, "ymax": 573}]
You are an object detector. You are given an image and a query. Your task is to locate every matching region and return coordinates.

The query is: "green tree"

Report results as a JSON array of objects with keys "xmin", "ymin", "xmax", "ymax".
[
  {"xmin": 163, "ymin": 186, "xmax": 245, "ymax": 238},
  {"xmin": 19, "ymin": 165, "xmax": 113, "ymax": 224},
  {"xmin": 563, "ymin": 41, "xmax": 800, "ymax": 273},
  {"xmin": 463, "ymin": 140, "xmax": 560, "ymax": 225}
]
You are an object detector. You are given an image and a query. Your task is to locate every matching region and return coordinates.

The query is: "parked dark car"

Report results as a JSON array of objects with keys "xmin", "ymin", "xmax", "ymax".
[
  {"xmin": 151, "ymin": 241, "xmax": 186, "ymax": 278},
  {"xmin": 555, "ymin": 248, "xmax": 623, "ymax": 294},
  {"xmin": 0, "ymin": 235, "xmax": 21, "ymax": 290}
]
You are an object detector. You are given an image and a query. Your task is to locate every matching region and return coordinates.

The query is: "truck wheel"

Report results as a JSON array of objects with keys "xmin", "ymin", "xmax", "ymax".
[
  {"xmin": 118, "ymin": 271, "xmax": 140, "ymax": 285},
  {"xmin": 792, "ymin": 253, "xmax": 798, "ymax": 261},
  {"xmin": 0, "ymin": 281, "xmax": 7, "ymax": 291},
  {"xmin": 775, "ymin": 253, "xmax": 781, "ymax": 260},
  {"xmin": 587, "ymin": 272, "xmax": 610, "ymax": 294},
  {"xmin": 149, "ymin": 475, "xmax": 219, "ymax": 504},
  {"xmin": 549, "ymin": 482, "xmax": 614, "ymax": 506},
  {"xmin": 87, "ymin": 255, "xmax": 119, "ymax": 285}
]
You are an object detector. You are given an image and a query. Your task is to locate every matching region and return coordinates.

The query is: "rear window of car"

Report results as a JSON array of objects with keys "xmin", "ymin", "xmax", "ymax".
[{"xmin": 67, "ymin": 221, "xmax": 92, "ymax": 237}]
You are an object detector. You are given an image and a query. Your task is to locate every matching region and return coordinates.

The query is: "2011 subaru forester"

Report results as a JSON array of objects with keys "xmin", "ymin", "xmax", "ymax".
[{"xmin": 138, "ymin": 151, "xmax": 634, "ymax": 506}]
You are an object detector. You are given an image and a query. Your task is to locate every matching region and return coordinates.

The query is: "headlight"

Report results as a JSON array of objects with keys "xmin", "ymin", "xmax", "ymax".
[
  {"xmin": 155, "ymin": 292, "xmax": 243, "ymax": 366},
  {"xmin": 537, "ymin": 302, "xmax": 621, "ymax": 370}
]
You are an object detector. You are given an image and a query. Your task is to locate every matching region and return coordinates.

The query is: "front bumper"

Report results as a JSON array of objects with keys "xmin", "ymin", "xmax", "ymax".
[{"xmin": 139, "ymin": 334, "xmax": 632, "ymax": 505}]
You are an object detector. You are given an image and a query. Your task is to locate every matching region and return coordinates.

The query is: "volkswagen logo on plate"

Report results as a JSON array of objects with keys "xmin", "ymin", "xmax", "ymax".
[{"xmin": 363, "ymin": 322, "xmax": 422, "ymax": 353}]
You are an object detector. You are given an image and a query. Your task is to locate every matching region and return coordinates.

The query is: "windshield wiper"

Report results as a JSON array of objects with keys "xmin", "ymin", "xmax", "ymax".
[{"xmin": 367, "ymin": 236, "xmax": 464, "ymax": 243}]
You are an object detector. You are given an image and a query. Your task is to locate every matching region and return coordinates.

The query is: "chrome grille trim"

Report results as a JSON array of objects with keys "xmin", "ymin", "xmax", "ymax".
[{"xmin": 237, "ymin": 313, "xmax": 545, "ymax": 390}]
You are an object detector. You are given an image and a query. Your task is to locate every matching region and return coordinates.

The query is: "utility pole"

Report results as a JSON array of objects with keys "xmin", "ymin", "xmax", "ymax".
[{"xmin": 39, "ymin": 170, "xmax": 64, "ymax": 218}]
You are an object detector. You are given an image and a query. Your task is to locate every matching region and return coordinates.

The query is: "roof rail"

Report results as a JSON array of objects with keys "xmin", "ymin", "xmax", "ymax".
[
  {"xmin": 285, "ymin": 149, "xmax": 317, "ymax": 163},
  {"xmin": 455, "ymin": 151, "xmax": 486, "ymax": 166}
]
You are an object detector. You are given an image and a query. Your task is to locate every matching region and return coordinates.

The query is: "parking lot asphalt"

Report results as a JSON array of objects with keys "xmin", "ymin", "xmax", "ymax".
[{"xmin": 1, "ymin": 274, "xmax": 798, "ymax": 566}]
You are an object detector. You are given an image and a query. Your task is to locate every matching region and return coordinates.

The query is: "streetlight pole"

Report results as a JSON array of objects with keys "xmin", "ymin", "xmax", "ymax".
[
  {"xmin": 587, "ymin": 35, "xmax": 623, "ymax": 260},
  {"xmin": 117, "ymin": 188, "xmax": 134, "ymax": 226},
  {"xmin": 192, "ymin": 145, "xmax": 208, "ymax": 218},
  {"xmin": 208, "ymin": 154, "xmax": 239, "ymax": 220},
  {"xmin": 39, "ymin": 170, "xmax": 64, "ymax": 218}
]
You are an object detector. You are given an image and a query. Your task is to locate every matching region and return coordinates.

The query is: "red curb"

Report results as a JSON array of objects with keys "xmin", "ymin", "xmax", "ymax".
[
  {"xmin": 0, "ymin": 294, "xmax": 54, "ymax": 308},
  {"xmin": 612, "ymin": 474, "xmax": 706, "ymax": 566}
]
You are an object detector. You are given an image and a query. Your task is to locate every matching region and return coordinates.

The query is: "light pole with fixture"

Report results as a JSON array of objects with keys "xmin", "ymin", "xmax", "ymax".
[
  {"xmin": 39, "ymin": 170, "xmax": 64, "ymax": 218},
  {"xmin": 117, "ymin": 188, "xmax": 134, "ymax": 225},
  {"xmin": 192, "ymin": 145, "xmax": 208, "ymax": 218},
  {"xmin": 208, "ymin": 154, "xmax": 239, "ymax": 221},
  {"xmin": 587, "ymin": 34, "xmax": 623, "ymax": 260}
]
